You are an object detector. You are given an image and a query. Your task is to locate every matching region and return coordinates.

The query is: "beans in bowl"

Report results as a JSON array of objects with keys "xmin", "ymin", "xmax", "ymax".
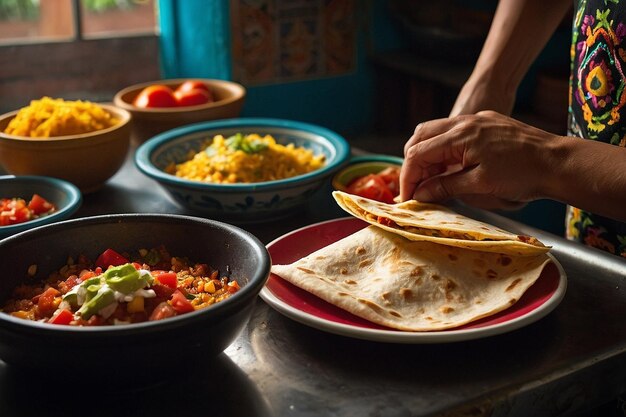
[{"xmin": 1, "ymin": 246, "xmax": 240, "ymax": 326}]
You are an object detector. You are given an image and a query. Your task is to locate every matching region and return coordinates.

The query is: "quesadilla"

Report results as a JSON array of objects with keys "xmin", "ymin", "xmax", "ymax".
[
  {"xmin": 332, "ymin": 191, "xmax": 549, "ymax": 256},
  {"xmin": 270, "ymin": 226, "xmax": 552, "ymax": 331}
]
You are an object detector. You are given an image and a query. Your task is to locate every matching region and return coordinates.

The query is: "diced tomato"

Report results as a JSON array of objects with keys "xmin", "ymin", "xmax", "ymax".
[
  {"xmin": 149, "ymin": 302, "xmax": 177, "ymax": 321},
  {"xmin": 377, "ymin": 167, "xmax": 401, "ymax": 196},
  {"xmin": 152, "ymin": 282, "xmax": 176, "ymax": 299},
  {"xmin": 27, "ymin": 194, "xmax": 54, "ymax": 215},
  {"xmin": 37, "ymin": 287, "xmax": 61, "ymax": 317},
  {"xmin": 155, "ymin": 272, "xmax": 178, "ymax": 289},
  {"xmin": 95, "ymin": 249, "xmax": 129, "ymax": 269},
  {"xmin": 227, "ymin": 281, "xmax": 240, "ymax": 294},
  {"xmin": 0, "ymin": 198, "xmax": 31, "ymax": 226},
  {"xmin": 346, "ymin": 174, "xmax": 395, "ymax": 204},
  {"xmin": 170, "ymin": 290, "xmax": 195, "ymax": 314},
  {"xmin": 58, "ymin": 275, "xmax": 80, "ymax": 294},
  {"xmin": 49, "ymin": 308, "xmax": 74, "ymax": 325},
  {"xmin": 377, "ymin": 216, "xmax": 396, "ymax": 227}
]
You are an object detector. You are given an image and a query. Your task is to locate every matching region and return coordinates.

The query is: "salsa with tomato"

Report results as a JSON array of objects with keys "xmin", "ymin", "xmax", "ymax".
[
  {"xmin": 1, "ymin": 246, "xmax": 240, "ymax": 326},
  {"xmin": 344, "ymin": 166, "xmax": 401, "ymax": 204},
  {"xmin": 0, "ymin": 194, "xmax": 56, "ymax": 226}
]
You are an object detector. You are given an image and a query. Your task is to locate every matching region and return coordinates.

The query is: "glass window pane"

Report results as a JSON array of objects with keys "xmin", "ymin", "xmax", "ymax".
[
  {"xmin": 0, "ymin": 0, "xmax": 75, "ymax": 43},
  {"xmin": 81, "ymin": 0, "xmax": 157, "ymax": 38}
]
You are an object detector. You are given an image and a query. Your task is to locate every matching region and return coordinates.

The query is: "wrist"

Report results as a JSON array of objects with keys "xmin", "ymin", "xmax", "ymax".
[{"xmin": 539, "ymin": 135, "xmax": 575, "ymax": 202}]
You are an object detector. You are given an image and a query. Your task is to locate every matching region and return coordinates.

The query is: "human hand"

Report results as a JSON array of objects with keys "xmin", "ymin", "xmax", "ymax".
[{"xmin": 400, "ymin": 111, "xmax": 559, "ymax": 209}]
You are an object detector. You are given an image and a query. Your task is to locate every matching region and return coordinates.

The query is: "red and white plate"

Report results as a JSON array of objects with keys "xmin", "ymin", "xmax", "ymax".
[{"xmin": 260, "ymin": 217, "xmax": 568, "ymax": 343}]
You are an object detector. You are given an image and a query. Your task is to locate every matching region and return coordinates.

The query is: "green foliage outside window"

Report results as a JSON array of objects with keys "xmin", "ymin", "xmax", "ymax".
[{"xmin": 0, "ymin": 0, "xmax": 143, "ymax": 21}]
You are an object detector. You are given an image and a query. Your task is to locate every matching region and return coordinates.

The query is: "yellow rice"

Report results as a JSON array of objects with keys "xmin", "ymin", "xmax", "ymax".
[
  {"xmin": 167, "ymin": 133, "xmax": 326, "ymax": 184},
  {"xmin": 4, "ymin": 97, "xmax": 119, "ymax": 138}
]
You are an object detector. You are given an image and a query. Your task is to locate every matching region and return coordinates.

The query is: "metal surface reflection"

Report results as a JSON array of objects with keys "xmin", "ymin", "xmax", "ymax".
[{"xmin": 0, "ymin": 352, "xmax": 273, "ymax": 417}]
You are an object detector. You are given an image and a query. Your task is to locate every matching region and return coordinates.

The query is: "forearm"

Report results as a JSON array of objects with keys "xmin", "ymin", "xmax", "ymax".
[
  {"xmin": 544, "ymin": 137, "xmax": 626, "ymax": 222},
  {"xmin": 469, "ymin": 0, "xmax": 572, "ymax": 97}
]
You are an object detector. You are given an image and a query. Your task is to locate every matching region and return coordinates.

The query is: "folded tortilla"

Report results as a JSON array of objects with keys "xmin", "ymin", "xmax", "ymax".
[
  {"xmin": 271, "ymin": 226, "xmax": 552, "ymax": 331},
  {"xmin": 332, "ymin": 191, "xmax": 550, "ymax": 256}
]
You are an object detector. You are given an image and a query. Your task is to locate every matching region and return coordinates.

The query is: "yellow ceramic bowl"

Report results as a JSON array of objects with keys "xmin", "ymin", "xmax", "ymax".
[
  {"xmin": 113, "ymin": 78, "xmax": 246, "ymax": 144},
  {"xmin": 0, "ymin": 104, "xmax": 131, "ymax": 193}
]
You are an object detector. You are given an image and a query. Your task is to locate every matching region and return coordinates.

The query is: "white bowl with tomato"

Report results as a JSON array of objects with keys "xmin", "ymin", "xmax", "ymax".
[
  {"xmin": 331, "ymin": 154, "xmax": 403, "ymax": 204},
  {"xmin": 0, "ymin": 175, "xmax": 82, "ymax": 239},
  {"xmin": 113, "ymin": 78, "xmax": 246, "ymax": 144}
]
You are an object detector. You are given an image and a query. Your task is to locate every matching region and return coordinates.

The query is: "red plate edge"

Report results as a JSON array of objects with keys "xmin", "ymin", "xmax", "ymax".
[{"xmin": 265, "ymin": 217, "xmax": 562, "ymax": 332}]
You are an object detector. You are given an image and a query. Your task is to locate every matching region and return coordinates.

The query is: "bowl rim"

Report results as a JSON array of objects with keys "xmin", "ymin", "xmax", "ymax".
[
  {"xmin": 0, "ymin": 103, "xmax": 131, "ymax": 142},
  {"xmin": 331, "ymin": 154, "xmax": 404, "ymax": 191},
  {"xmin": 0, "ymin": 174, "xmax": 82, "ymax": 236},
  {"xmin": 113, "ymin": 78, "xmax": 246, "ymax": 113},
  {"xmin": 134, "ymin": 117, "xmax": 352, "ymax": 191},
  {"xmin": 0, "ymin": 213, "xmax": 271, "ymax": 335}
]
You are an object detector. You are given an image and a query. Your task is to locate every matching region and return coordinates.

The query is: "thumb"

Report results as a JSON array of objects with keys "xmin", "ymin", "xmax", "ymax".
[{"xmin": 411, "ymin": 169, "xmax": 475, "ymax": 202}]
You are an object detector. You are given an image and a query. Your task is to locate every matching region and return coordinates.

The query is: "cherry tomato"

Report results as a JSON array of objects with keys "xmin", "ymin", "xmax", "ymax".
[
  {"xmin": 133, "ymin": 85, "xmax": 177, "ymax": 108},
  {"xmin": 173, "ymin": 88, "xmax": 212, "ymax": 106},
  {"xmin": 176, "ymin": 80, "xmax": 211, "ymax": 94},
  {"xmin": 346, "ymin": 174, "xmax": 395, "ymax": 203}
]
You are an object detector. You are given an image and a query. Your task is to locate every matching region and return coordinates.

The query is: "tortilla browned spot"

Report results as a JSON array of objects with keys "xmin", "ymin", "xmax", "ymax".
[{"xmin": 506, "ymin": 278, "xmax": 522, "ymax": 292}]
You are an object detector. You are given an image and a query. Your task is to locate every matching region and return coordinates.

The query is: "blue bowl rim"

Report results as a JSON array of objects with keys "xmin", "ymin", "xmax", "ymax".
[
  {"xmin": 134, "ymin": 117, "xmax": 351, "ymax": 191},
  {"xmin": 0, "ymin": 175, "xmax": 82, "ymax": 236}
]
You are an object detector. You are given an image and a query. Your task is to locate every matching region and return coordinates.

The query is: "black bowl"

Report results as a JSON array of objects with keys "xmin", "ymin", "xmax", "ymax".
[{"xmin": 0, "ymin": 214, "xmax": 270, "ymax": 380}]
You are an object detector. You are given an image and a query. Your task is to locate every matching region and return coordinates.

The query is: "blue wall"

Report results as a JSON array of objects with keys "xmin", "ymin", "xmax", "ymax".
[{"xmin": 158, "ymin": 0, "xmax": 404, "ymax": 136}]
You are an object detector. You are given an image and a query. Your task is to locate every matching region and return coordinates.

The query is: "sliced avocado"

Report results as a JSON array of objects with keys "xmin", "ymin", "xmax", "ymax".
[
  {"xmin": 104, "ymin": 263, "xmax": 151, "ymax": 294},
  {"xmin": 77, "ymin": 286, "xmax": 115, "ymax": 320}
]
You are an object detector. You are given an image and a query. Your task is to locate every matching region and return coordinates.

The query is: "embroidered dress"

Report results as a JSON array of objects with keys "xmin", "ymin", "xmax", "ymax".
[{"xmin": 568, "ymin": 0, "xmax": 626, "ymax": 257}]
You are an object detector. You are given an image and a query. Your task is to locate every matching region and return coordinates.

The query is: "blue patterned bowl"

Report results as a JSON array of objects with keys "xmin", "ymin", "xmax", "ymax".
[
  {"xmin": 134, "ymin": 118, "xmax": 351, "ymax": 222},
  {"xmin": 0, "ymin": 175, "xmax": 82, "ymax": 239}
]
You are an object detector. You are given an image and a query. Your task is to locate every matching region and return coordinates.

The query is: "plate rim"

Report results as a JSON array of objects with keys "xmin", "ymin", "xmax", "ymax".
[{"xmin": 260, "ymin": 217, "xmax": 568, "ymax": 344}]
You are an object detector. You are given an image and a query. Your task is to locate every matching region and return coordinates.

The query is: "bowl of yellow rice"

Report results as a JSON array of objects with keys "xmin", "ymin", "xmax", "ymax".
[
  {"xmin": 134, "ymin": 118, "xmax": 351, "ymax": 222},
  {"xmin": 0, "ymin": 97, "xmax": 131, "ymax": 193}
]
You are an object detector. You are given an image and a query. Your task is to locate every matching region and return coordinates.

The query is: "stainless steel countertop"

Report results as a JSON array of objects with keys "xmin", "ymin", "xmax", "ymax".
[{"xmin": 1, "ymin": 150, "xmax": 625, "ymax": 417}]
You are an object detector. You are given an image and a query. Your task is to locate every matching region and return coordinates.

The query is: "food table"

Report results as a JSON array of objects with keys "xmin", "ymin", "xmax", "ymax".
[{"xmin": 1, "ymin": 149, "xmax": 625, "ymax": 417}]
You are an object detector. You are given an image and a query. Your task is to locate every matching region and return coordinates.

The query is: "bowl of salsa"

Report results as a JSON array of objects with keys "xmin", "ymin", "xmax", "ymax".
[
  {"xmin": 0, "ymin": 175, "xmax": 82, "ymax": 239},
  {"xmin": 0, "ymin": 213, "xmax": 270, "ymax": 380},
  {"xmin": 331, "ymin": 154, "xmax": 403, "ymax": 204}
]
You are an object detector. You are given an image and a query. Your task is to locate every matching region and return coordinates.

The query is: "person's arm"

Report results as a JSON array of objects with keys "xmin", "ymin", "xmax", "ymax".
[
  {"xmin": 400, "ymin": 111, "xmax": 626, "ymax": 222},
  {"xmin": 450, "ymin": 0, "xmax": 572, "ymax": 116}
]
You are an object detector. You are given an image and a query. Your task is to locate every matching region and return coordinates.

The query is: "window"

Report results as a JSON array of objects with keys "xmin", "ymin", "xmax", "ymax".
[
  {"xmin": 0, "ymin": 0, "xmax": 157, "ymax": 43},
  {"xmin": 0, "ymin": 0, "xmax": 161, "ymax": 114}
]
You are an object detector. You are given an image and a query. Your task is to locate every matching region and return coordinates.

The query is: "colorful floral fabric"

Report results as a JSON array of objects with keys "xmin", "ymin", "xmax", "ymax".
[{"xmin": 567, "ymin": 0, "xmax": 626, "ymax": 257}]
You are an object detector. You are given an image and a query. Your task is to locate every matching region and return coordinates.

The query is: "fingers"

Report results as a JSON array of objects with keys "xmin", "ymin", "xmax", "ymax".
[
  {"xmin": 400, "ymin": 125, "xmax": 469, "ymax": 201},
  {"xmin": 410, "ymin": 165, "xmax": 528, "ymax": 210},
  {"xmin": 411, "ymin": 166, "xmax": 480, "ymax": 202},
  {"xmin": 403, "ymin": 116, "xmax": 467, "ymax": 158}
]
